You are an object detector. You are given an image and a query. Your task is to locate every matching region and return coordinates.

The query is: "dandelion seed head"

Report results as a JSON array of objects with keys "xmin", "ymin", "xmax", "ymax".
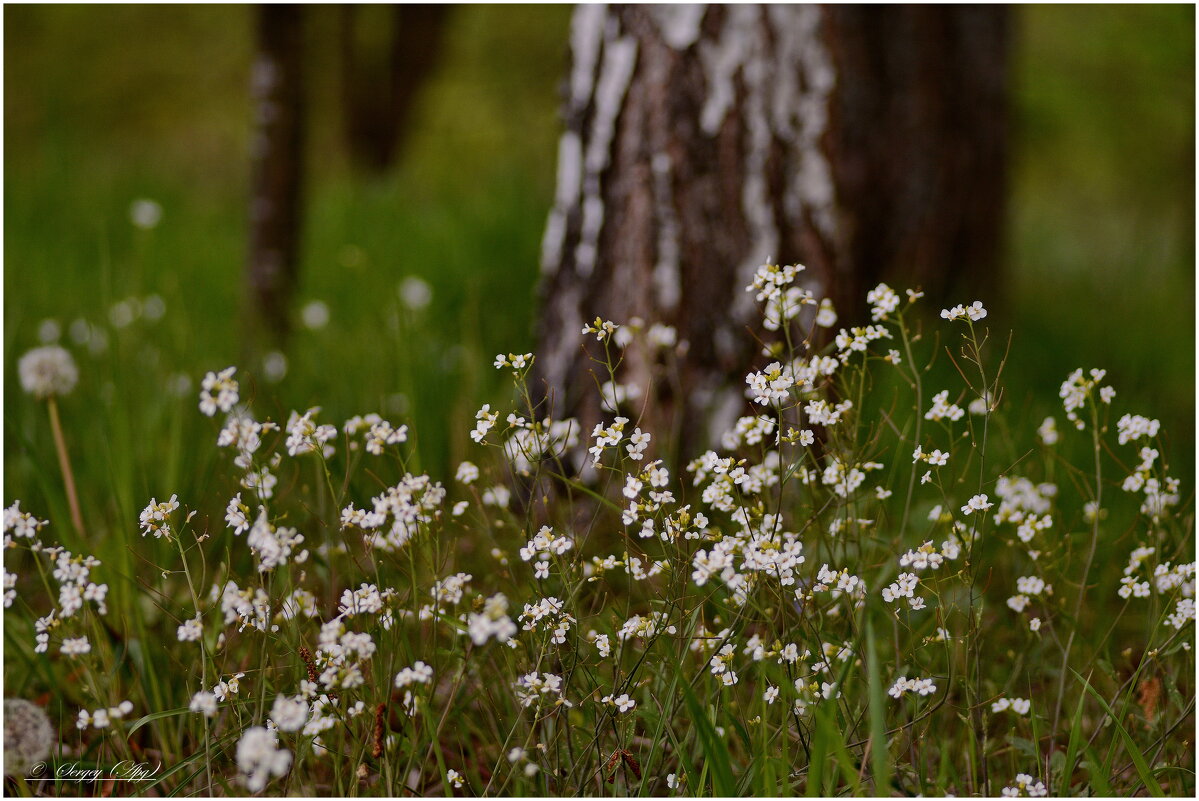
[
  {"xmin": 300, "ymin": 300, "xmax": 330, "ymax": 330},
  {"xmin": 262, "ymin": 351, "xmax": 288, "ymax": 383},
  {"xmin": 3, "ymin": 699, "xmax": 54, "ymax": 776},
  {"xmin": 129, "ymin": 198, "xmax": 163, "ymax": 229},
  {"xmin": 19, "ymin": 345, "xmax": 78, "ymax": 399},
  {"xmin": 37, "ymin": 319, "xmax": 61, "ymax": 344},
  {"xmin": 399, "ymin": 276, "xmax": 433, "ymax": 310}
]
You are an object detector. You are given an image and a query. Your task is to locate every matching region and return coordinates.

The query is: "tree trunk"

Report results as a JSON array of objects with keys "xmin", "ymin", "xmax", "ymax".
[
  {"xmin": 535, "ymin": 4, "xmax": 1009, "ymax": 461},
  {"xmin": 339, "ymin": 4, "xmax": 450, "ymax": 172},
  {"xmin": 247, "ymin": 4, "xmax": 307, "ymax": 345}
]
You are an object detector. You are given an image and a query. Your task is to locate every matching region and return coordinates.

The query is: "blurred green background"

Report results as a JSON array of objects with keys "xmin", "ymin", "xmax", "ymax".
[{"xmin": 4, "ymin": 4, "xmax": 1194, "ymax": 534}]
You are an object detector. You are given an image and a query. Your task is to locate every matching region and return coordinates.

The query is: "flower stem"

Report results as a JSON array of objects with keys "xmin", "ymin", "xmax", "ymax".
[
  {"xmin": 1050, "ymin": 399, "xmax": 1103, "ymax": 765},
  {"xmin": 46, "ymin": 396, "xmax": 85, "ymax": 536}
]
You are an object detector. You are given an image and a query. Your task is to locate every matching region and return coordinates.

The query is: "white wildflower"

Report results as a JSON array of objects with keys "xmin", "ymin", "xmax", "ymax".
[
  {"xmin": 199, "ymin": 367, "xmax": 239, "ymax": 417},
  {"xmin": 236, "ymin": 726, "xmax": 292, "ymax": 792}
]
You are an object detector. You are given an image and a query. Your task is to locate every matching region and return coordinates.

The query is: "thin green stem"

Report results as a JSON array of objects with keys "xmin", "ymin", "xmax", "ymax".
[{"xmin": 1050, "ymin": 398, "xmax": 1103, "ymax": 759}]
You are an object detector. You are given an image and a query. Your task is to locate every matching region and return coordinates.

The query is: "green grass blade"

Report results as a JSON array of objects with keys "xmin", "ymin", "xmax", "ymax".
[
  {"xmin": 866, "ymin": 619, "xmax": 892, "ymax": 795},
  {"xmin": 1059, "ymin": 687, "xmax": 1088, "ymax": 796},
  {"xmin": 806, "ymin": 715, "xmax": 826, "ymax": 798},
  {"xmin": 1083, "ymin": 744, "xmax": 1113, "ymax": 796},
  {"xmin": 673, "ymin": 668, "xmax": 735, "ymax": 795},
  {"xmin": 127, "ymin": 706, "xmax": 191, "ymax": 737},
  {"xmin": 1072, "ymin": 669, "xmax": 1163, "ymax": 797},
  {"xmin": 636, "ymin": 667, "xmax": 681, "ymax": 796},
  {"xmin": 638, "ymin": 606, "xmax": 705, "ymax": 796},
  {"xmin": 142, "ymin": 726, "xmax": 239, "ymax": 795},
  {"xmin": 825, "ymin": 715, "xmax": 863, "ymax": 795}
]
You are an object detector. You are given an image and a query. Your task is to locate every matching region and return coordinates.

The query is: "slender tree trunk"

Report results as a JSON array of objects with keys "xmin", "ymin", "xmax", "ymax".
[
  {"xmin": 339, "ymin": 4, "xmax": 450, "ymax": 172},
  {"xmin": 247, "ymin": 4, "xmax": 306, "ymax": 345},
  {"xmin": 535, "ymin": 4, "xmax": 1009, "ymax": 461}
]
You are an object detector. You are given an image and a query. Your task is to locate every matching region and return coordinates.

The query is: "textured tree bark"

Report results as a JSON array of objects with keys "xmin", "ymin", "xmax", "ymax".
[
  {"xmin": 339, "ymin": 4, "xmax": 450, "ymax": 172},
  {"xmin": 247, "ymin": 4, "xmax": 307, "ymax": 345},
  {"xmin": 535, "ymin": 4, "xmax": 1009, "ymax": 461},
  {"xmin": 822, "ymin": 5, "xmax": 1010, "ymax": 303}
]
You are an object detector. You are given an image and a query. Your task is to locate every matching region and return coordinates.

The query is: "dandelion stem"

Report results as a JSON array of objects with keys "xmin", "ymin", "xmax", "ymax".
[{"xmin": 46, "ymin": 396, "xmax": 85, "ymax": 536}]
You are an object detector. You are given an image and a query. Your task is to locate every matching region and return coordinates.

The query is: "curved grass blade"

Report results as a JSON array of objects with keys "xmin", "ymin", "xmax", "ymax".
[{"xmin": 1072, "ymin": 668, "xmax": 1163, "ymax": 797}]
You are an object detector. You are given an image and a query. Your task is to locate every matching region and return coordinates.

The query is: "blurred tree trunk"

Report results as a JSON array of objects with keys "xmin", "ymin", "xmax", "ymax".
[
  {"xmin": 535, "ymin": 4, "xmax": 1009, "ymax": 457},
  {"xmin": 339, "ymin": 4, "xmax": 450, "ymax": 172},
  {"xmin": 247, "ymin": 4, "xmax": 306, "ymax": 345}
]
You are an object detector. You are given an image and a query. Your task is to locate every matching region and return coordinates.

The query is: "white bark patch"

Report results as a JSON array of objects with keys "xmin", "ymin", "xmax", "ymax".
[
  {"xmin": 575, "ymin": 30, "xmax": 638, "ymax": 279},
  {"xmin": 540, "ymin": 131, "xmax": 584, "ymax": 273},
  {"xmin": 250, "ymin": 56, "xmax": 281, "ymax": 159},
  {"xmin": 570, "ymin": 4, "xmax": 607, "ymax": 106},
  {"xmin": 650, "ymin": 152, "xmax": 682, "ymax": 311},
  {"xmin": 697, "ymin": 6, "xmax": 757, "ymax": 135},
  {"xmin": 250, "ymin": 57, "xmax": 279, "ymax": 98},
  {"xmin": 734, "ymin": 9, "xmax": 780, "ymax": 324},
  {"xmin": 575, "ymin": 195, "xmax": 605, "ymax": 278},
  {"xmin": 647, "ymin": 4, "xmax": 707, "ymax": 50},
  {"xmin": 774, "ymin": 5, "xmax": 838, "ymax": 247},
  {"xmin": 542, "ymin": 7, "xmax": 607, "ymax": 276}
]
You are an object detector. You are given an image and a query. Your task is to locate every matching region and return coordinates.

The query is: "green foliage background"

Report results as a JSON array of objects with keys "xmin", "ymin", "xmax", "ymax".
[{"xmin": 4, "ymin": 4, "xmax": 1194, "ymax": 525}]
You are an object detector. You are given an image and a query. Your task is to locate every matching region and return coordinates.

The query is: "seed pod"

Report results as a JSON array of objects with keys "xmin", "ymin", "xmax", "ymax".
[
  {"xmin": 372, "ymin": 703, "xmax": 386, "ymax": 758},
  {"xmin": 298, "ymin": 646, "xmax": 318, "ymax": 685},
  {"xmin": 621, "ymin": 750, "xmax": 642, "ymax": 780}
]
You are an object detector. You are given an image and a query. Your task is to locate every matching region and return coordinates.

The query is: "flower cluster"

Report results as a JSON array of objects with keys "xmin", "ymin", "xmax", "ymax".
[
  {"xmin": 467, "ymin": 593, "xmax": 518, "ymax": 646},
  {"xmin": 925, "ymin": 390, "xmax": 965, "ymax": 422},
  {"xmin": 513, "ymin": 672, "xmax": 571, "ymax": 709},
  {"xmin": 77, "ymin": 700, "xmax": 134, "ymax": 730},
  {"xmin": 1058, "ymin": 368, "xmax": 1114, "ymax": 429},
  {"xmin": 199, "ymin": 366, "xmax": 239, "ymax": 417},
  {"xmin": 1001, "ymin": 774, "xmax": 1048, "ymax": 797},
  {"xmin": 991, "ymin": 696, "xmax": 1031, "ymax": 715},
  {"xmin": 939, "ymin": 301, "xmax": 987, "ymax": 322},
  {"xmin": 887, "ymin": 676, "xmax": 937, "ymax": 699},
  {"xmin": 236, "ymin": 726, "xmax": 292, "ymax": 792}
]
